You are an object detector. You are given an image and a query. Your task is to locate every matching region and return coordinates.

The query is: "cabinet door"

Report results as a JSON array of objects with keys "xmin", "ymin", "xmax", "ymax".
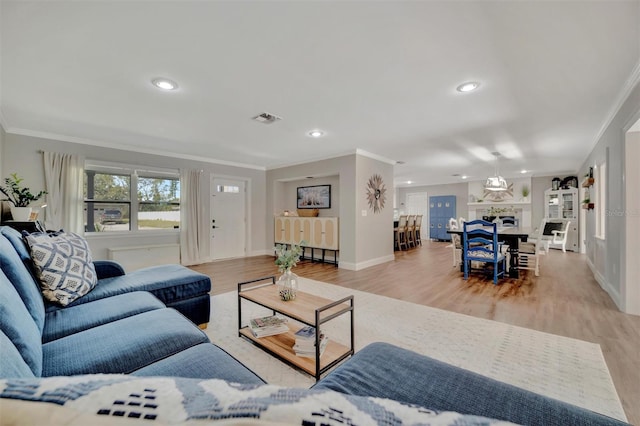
[
  {"xmin": 292, "ymin": 217, "xmax": 311, "ymax": 245},
  {"xmin": 429, "ymin": 219, "xmax": 437, "ymax": 239},
  {"xmin": 315, "ymin": 217, "xmax": 338, "ymax": 250},
  {"xmin": 443, "ymin": 196, "xmax": 456, "ymax": 222},
  {"xmin": 567, "ymin": 222, "xmax": 579, "ymax": 251},
  {"xmin": 547, "ymin": 194, "xmax": 560, "ymax": 218},
  {"xmin": 275, "ymin": 217, "xmax": 294, "ymax": 245},
  {"xmin": 429, "ymin": 198, "xmax": 437, "ymax": 217},
  {"xmin": 441, "ymin": 218, "xmax": 452, "ymax": 241},
  {"xmin": 436, "ymin": 197, "xmax": 444, "ymax": 218},
  {"xmin": 274, "ymin": 217, "xmax": 285, "ymax": 244}
]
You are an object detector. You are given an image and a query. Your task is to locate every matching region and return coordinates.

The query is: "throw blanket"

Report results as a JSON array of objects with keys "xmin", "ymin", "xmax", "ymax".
[{"xmin": 0, "ymin": 375, "xmax": 517, "ymax": 425}]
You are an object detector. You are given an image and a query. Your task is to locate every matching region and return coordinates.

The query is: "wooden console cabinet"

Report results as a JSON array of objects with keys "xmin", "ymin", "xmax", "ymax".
[{"xmin": 274, "ymin": 217, "xmax": 339, "ymax": 265}]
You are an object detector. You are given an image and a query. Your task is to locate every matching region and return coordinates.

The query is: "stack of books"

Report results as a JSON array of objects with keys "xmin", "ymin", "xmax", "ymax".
[
  {"xmin": 293, "ymin": 325, "xmax": 328, "ymax": 358},
  {"xmin": 248, "ymin": 315, "xmax": 288, "ymax": 338}
]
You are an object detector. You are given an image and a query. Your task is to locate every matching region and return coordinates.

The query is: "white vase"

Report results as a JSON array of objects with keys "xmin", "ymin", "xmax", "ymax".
[{"xmin": 10, "ymin": 206, "xmax": 32, "ymax": 221}]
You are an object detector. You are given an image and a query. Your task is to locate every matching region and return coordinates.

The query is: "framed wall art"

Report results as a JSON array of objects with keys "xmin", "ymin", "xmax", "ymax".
[{"xmin": 297, "ymin": 185, "xmax": 331, "ymax": 209}]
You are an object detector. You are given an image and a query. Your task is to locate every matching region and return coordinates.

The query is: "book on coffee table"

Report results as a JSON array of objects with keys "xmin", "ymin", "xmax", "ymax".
[
  {"xmin": 249, "ymin": 315, "xmax": 288, "ymax": 338},
  {"xmin": 293, "ymin": 326, "xmax": 328, "ymax": 357}
]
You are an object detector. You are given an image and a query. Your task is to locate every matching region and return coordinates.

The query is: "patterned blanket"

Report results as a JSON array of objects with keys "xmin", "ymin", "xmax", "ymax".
[{"xmin": 0, "ymin": 375, "xmax": 518, "ymax": 425}]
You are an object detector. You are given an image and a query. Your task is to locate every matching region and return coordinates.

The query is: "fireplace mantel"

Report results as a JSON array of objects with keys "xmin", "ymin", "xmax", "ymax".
[{"xmin": 467, "ymin": 202, "xmax": 532, "ymax": 227}]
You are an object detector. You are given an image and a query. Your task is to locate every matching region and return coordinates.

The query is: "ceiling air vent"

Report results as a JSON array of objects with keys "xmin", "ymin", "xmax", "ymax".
[{"xmin": 252, "ymin": 112, "xmax": 282, "ymax": 124}]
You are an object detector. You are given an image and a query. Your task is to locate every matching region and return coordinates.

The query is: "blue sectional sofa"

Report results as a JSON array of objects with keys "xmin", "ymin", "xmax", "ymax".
[
  {"xmin": 0, "ymin": 226, "xmax": 628, "ymax": 425},
  {"xmin": 0, "ymin": 226, "xmax": 212, "ymax": 327}
]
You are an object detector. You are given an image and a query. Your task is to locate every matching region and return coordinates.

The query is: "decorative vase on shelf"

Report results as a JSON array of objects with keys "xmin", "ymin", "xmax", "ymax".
[{"xmin": 277, "ymin": 269, "xmax": 298, "ymax": 301}]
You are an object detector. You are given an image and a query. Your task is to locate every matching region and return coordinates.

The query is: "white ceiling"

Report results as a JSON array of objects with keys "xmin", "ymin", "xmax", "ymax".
[{"xmin": 1, "ymin": 1, "xmax": 639, "ymax": 186}]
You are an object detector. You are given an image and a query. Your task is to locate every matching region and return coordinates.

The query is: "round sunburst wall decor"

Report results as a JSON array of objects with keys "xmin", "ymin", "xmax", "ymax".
[{"xmin": 366, "ymin": 174, "xmax": 386, "ymax": 214}]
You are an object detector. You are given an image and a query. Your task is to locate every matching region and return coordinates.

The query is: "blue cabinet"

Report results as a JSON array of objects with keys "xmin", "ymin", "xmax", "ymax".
[{"xmin": 429, "ymin": 195, "xmax": 456, "ymax": 241}]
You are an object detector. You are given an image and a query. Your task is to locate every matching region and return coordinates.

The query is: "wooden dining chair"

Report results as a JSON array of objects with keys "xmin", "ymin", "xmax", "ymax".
[
  {"xmin": 406, "ymin": 215, "xmax": 416, "ymax": 248},
  {"xmin": 500, "ymin": 216, "xmax": 518, "ymax": 227},
  {"xmin": 414, "ymin": 215, "xmax": 423, "ymax": 246},
  {"xmin": 546, "ymin": 220, "xmax": 571, "ymax": 253},
  {"xmin": 518, "ymin": 240, "xmax": 544, "ymax": 276},
  {"xmin": 529, "ymin": 219, "xmax": 571, "ymax": 253},
  {"xmin": 446, "ymin": 217, "xmax": 461, "ymax": 267},
  {"xmin": 462, "ymin": 219, "xmax": 507, "ymax": 284},
  {"xmin": 394, "ymin": 215, "xmax": 408, "ymax": 250}
]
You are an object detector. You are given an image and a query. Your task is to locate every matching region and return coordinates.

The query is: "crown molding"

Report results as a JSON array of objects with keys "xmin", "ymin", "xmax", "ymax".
[
  {"xmin": 355, "ymin": 148, "xmax": 397, "ymax": 165},
  {"xmin": 4, "ymin": 127, "xmax": 266, "ymax": 171}
]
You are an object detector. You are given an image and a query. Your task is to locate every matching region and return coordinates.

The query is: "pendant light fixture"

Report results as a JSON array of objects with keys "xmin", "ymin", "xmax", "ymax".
[{"xmin": 484, "ymin": 152, "xmax": 508, "ymax": 192}]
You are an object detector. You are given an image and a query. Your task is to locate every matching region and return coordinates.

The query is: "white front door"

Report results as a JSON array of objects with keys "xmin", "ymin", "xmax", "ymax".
[{"xmin": 210, "ymin": 177, "xmax": 246, "ymax": 260}]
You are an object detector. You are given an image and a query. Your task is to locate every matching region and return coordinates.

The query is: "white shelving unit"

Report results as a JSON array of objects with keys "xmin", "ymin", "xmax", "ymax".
[{"xmin": 544, "ymin": 188, "xmax": 579, "ymax": 252}]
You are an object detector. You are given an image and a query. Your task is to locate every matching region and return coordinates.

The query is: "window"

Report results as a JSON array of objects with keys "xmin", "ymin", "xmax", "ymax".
[
  {"xmin": 84, "ymin": 162, "xmax": 180, "ymax": 232},
  {"xmin": 595, "ymin": 161, "xmax": 606, "ymax": 239},
  {"xmin": 217, "ymin": 185, "xmax": 240, "ymax": 193}
]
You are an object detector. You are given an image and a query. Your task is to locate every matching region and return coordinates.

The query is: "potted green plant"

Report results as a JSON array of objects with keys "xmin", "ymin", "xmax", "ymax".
[
  {"xmin": 274, "ymin": 241, "xmax": 306, "ymax": 301},
  {"xmin": 0, "ymin": 173, "xmax": 47, "ymax": 221},
  {"xmin": 521, "ymin": 185, "xmax": 530, "ymax": 202}
]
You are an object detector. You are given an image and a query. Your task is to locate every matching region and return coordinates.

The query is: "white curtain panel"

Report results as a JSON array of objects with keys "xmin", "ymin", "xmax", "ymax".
[
  {"xmin": 43, "ymin": 152, "xmax": 85, "ymax": 234},
  {"xmin": 180, "ymin": 169, "xmax": 209, "ymax": 266}
]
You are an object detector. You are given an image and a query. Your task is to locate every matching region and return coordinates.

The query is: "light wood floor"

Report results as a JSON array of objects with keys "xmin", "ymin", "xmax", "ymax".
[{"xmin": 190, "ymin": 241, "xmax": 640, "ymax": 424}]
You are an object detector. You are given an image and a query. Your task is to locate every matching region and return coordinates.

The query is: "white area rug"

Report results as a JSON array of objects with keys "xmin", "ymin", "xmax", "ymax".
[{"xmin": 205, "ymin": 278, "xmax": 626, "ymax": 422}]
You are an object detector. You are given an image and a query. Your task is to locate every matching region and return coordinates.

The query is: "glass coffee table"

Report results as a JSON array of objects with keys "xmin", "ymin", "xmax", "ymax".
[{"xmin": 238, "ymin": 276, "xmax": 354, "ymax": 381}]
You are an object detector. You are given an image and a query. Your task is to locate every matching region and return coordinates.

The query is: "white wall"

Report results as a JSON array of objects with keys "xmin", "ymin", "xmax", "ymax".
[
  {"xmin": 397, "ymin": 182, "xmax": 468, "ymax": 220},
  {"xmin": 282, "ymin": 176, "xmax": 340, "ymax": 217},
  {"xmin": 624, "ymin": 129, "xmax": 640, "ymax": 315},
  {"xmin": 580, "ymin": 78, "xmax": 640, "ymax": 314},
  {"xmin": 267, "ymin": 152, "xmax": 395, "ymax": 270},
  {"xmin": 0, "ymin": 125, "xmax": 4, "ymax": 183},
  {"xmin": 0, "ymin": 126, "xmax": 5, "ymax": 220},
  {"xmin": 2, "ymin": 132, "xmax": 269, "ymax": 260},
  {"xmin": 354, "ymin": 154, "xmax": 394, "ymax": 268},
  {"xmin": 267, "ymin": 155, "xmax": 355, "ymax": 265}
]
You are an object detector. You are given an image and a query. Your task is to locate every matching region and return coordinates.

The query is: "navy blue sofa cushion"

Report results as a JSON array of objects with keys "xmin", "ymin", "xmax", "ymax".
[
  {"xmin": 165, "ymin": 294, "xmax": 211, "ymax": 326},
  {"xmin": 132, "ymin": 342, "xmax": 266, "ymax": 384},
  {"xmin": 0, "ymin": 330, "xmax": 35, "ymax": 378},
  {"xmin": 0, "ymin": 234, "xmax": 45, "ymax": 333},
  {"xmin": 0, "ymin": 269, "xmax": 43, "ymax": 376},
  {"xmin": 46, "ymin": 264, "xmax": 211, "ymax": 313},
  {"xmin": 0, "ymin": 226, "xmax": 32, "ymax": 261},
  {"xmin": 42, "ymin": 291, "xmax": 165, "ymax": 343},
  {"xmin": 315, "ymin": 342, "xmax": 627, "ymax": 426},
  {"xmin": 93, "ymin": 260, "xmax": 125, "ymax": 278},
  {"xmin": 42, "ymin": 309, "xmax": 209, "ymax": 376}
]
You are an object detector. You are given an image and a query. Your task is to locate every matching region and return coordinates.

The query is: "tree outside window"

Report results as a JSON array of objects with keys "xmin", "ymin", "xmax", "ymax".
[{"xmin": 84, "ymin": 166, "xmax": 179, "ymax": 232}]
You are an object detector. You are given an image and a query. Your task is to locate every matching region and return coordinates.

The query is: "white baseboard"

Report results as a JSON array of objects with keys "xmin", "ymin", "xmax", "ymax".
[
  {"xmin": 339, "ymin": 254, "xmax": 394, "ymax": 271},
  {"xmin": 248, "ymin": 249, "xmax": 273, "ymax": 257},
  {"xmin": 586, "ymin": 257, "xmax": 623, "ymax": 311}
]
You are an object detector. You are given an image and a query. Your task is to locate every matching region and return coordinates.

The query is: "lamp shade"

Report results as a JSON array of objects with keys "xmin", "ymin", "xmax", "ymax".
[
  {"xmin": 484, "ymin": 152, "xmax": 509, "ymax": 192},
  {"xmin": 485, "ymin": 175, "xmax": 508, "ymax": 191}
]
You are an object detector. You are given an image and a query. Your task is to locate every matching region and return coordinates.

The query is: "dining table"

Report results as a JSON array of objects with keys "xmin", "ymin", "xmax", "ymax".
[{"xmin": 447, "ymin": 226, "xmax": 532, "ymax": 278}]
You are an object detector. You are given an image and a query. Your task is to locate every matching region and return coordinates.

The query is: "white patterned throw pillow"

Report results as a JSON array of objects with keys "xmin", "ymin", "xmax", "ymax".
[{"xmin": 24, "ymin": 231, "xmax": 97, "ymax": 306}]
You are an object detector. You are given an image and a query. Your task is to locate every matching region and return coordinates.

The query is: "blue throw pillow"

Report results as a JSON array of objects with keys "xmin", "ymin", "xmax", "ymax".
[{"xmin": 23, "ymin": 231, "xmax": 97, "ymax": 306}]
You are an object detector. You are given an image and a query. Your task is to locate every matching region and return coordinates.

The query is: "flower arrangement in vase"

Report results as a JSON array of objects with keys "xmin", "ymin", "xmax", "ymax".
[
  {"xmin": 0, "ymin": 173, "xmax": 47, "ymax": 221},
  {"xmin": 274, "ymin": 241, "xmax": 306, "ymax": 301}
]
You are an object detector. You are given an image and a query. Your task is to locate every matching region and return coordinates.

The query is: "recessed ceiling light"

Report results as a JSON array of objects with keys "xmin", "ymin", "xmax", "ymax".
[
  {"xmin": 152, "ymin": 78, "xmax": 178, "ymax": 90},
  {"xmin": 308, "ymin": 130, "xmax": 325, "ymax": 138},
  {"xmin": 456, "ymin": 82, "xmax": 480, "ymax": 92},
  {"xmin": 520, "ymin": 169, "xmax": 527, "ymax": 174},
  {"xmin": 461, "ymin": 175, "xmax": 468, "ymax": 179},
  {"xmin": 407, "ymin": 181, "xmax": 413, "ymax": 184}
]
